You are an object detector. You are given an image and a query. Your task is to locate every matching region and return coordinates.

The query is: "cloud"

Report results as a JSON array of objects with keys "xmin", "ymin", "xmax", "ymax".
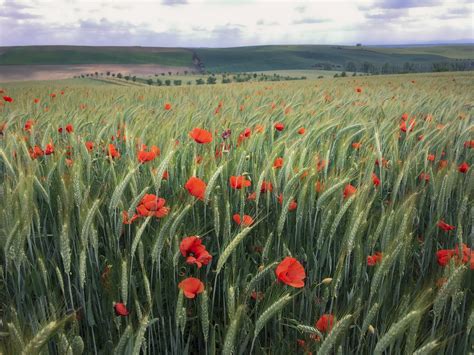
[
  {"xmin": 292, "ymin": 18, "xmax": 330, "ymax": 25},
  {"xmin": 256, "ymin": 19, "xmax": 279, "ymax": 26},
  {"xmin": 0, "ymin": 0, "xmax": 39, "ymax": 20},
  {"xmin": 371, "ymin": 0, "xmax": 442, "ymax": 9},
  {"xmin": 162, "ymin": 0, "xmax": 187, "ymax": 6},
  {"xmin": 364, "ymin": 8, "xmax": 408, "ymax": 20},
  {"xmin": 436, "ymin": 6, "xmax": 473, "ymax": 20}
]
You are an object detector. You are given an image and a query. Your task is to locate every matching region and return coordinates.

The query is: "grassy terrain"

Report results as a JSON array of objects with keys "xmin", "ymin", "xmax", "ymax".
[
  {"xmin": 0, "ymin": 46, "xmax": 193, "ymax": 66},
  {"xmin": 0, "ymin": 71, "xmax": 473, "ymax": 354}
]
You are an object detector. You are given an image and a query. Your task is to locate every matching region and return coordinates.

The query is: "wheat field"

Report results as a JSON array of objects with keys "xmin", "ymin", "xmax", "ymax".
[{"xmin": 0, "ymin": 72, "xmax": 473, "ymax": 354}]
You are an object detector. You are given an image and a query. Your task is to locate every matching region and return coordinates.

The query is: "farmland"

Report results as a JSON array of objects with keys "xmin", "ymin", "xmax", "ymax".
[{"xmin": 0, "ymin": 71, "xmax": 473, "ymax": 354}]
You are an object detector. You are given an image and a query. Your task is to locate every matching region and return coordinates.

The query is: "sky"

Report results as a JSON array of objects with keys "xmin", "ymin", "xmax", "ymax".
[{"xmin": 0, "ymin": 0, "xmax": 472, "ymax": 47}]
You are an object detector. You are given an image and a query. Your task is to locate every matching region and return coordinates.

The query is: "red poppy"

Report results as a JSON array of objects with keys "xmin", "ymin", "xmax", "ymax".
[
  {"xmin": 114, "ymin": 302, "xmax": 129, "ymax": 316},
  {"xmin": 273, "ymin": 157, "xmax": 283, "ymax": 169},
  {"xmin": 24, "ymin": 120, "xmax": 34, "ymax": 132},
  {"xmin": 251, "ymin": 291, "xmax": 264, "ymax": 301},
  {"xmin": 372, "ymin": 173, "xmax": 380, "ymax": 187},
  {"xmin": 179, "ymin": 236, "xmax": 212, "ymax": 268},
  {"xmin": 190, "ymin": 128, "xmax": 213, "ymax": 144},
  {"xmin": 185, "ymin": 177, "xmax": 207, "ymax": 200},
  {"xmin": 136, "ymin": 194, "xmax": 169, "ymax": 218},
  {"xmin": 178, "ymin": 277, "xmax": 205, "ymax": 299},
  {"xmin": 108, "ymin": 144, "xmax": 120, "ymax": 159},
  {"xmin": 400, "ymin": 119, "xmax": 415, "ymax": 133},
  {"xmin": 137, "ymin": 145, "xmax": 158, "ymax": 163},
  {"xmin": 275, "ymin": 257, "xmax": 305, "ymax": 288},
  {"xmin": 164, "ymin": 103, "xmax": 172, "ymax": 110},
  {"xmin": 34, "ymin": 98, "xmax": 40, "ymax": 103},
  {"xmin": 3, "ymin": 96, "xmax": 13, "ymax": 103},
  {"xmin": 233, "ymin": 214, "xmax": 254, "ymax": 227},
  {"xmin": 45, "ymin": 143, "xmax": 54, "ymax": 155},
  {"xmin": 352, "ymin": 142, "xmax": 362, "ymax": 149},
  {"xmin": 278, "ymin": 194, "xmax": 297, "ymax": 211},
  {"xmin": 162, "ymin": 170, "xmax": 169, "ymax": 180},
  {"xmin": 419, "ymin": 172, "xmax": 430, "ymax": 182},
  {"xmin": 315, "ymin": 314, "xmax": 334, "ymax": 333},
  {"xmin": 50, "ymin": 93, "xmax": 56, "ymax": 98},
  {"xmin": 436, "ymin": 249, "xmax": 455, "ymax": 266},
  {"xmin": 356, "ymin": 87, "xmax": 362, "ymax": 93},
  {"xmin": 247, "ymin": 192, "xmax": 257, "ymax": 201},
  {"xmin": 401, "ymin": 113, "xmax": 409, "ymax": 121},
  {"xmin": 458, "ymin": 162, "xmax": 469, "ymax": 173},
  {"xmin": 427, "ymin": 154, "xmax": 435, "ymax": 162},
  {"xmin": 29, "ymin": 145, "xmax": 44, "ymax": 159},
  {"xmin": 367, "ymin": 252, "xmax": 383, "ymax": 266},
  {"xmin": 437, "ymin": 220, "xmax": 455, "ymax": 232},
  {"xmin": 260, "ymin": 181, "xmax": 273, "ymax": 193},
  {"xmin": 343, "ymin": 184, "xmax": 357, "ymax": 199},
  {"xmin": 438, "ymin": 160, "xmax": 448, "ymax": 170},
  {"xmin": 58, "ymin": 127, "xmax": 63, "ymax": 133},
  {"xmin": 255, "ymin": 124, "xmax": 264, "ymax": 133},
  {"xmin": 274, "ymin": 123, "xmax": 284, "ymax": 131},
  {"xmin": 85, "ymin": 141, "xmax": 94, "ymax": 151},
  {"xmin": 464, "ymin": 140, "xmax": 474, "ymax": 149},
  {"xmin": 298, "ymin": 127, "xmax": 306, "ymax": 135},
  {"xmin": 66, "ymin": 124, "xmax": 73, "ymax": 133},
  {"xmin": 229, "ymin": 175, "xmax": 251, "ymax": 189}
]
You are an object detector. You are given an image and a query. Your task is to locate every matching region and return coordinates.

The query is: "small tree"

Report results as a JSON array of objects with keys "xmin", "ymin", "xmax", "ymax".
[
  {"xmin": 117, "ymin": 73, "xmax": 123, "ymax": 79},
  {"xmin": 165, "ymin": 80, "xmax": 171, "ymax": 86},
  {"xmin": 341, "ymin": 71, "xmax": 347, "ymax": 77},
  {"xmin": 207, "ymin": 76, "xmax": 217, "ymax": 84},
  {"xmin": 156, "ymin": 79, "xmax": 162, "ymax": 86},
  {"xmin": 106, "ymin": 71, "xmax": 110, "ymax": 76},
  {"xmin": 173, "ymin": 80, "xmax": 182, "ymax": 86},
  {"xmin": 147, "ymin": 79, "xmax": 153, "ymax": 85},
  {"xmin": 132, "ymin": 76, "xmax": 137, "ymax": 82},
  {"xmin": 196, "ymin": 78, "xmax": 205, "ymax": 85}
]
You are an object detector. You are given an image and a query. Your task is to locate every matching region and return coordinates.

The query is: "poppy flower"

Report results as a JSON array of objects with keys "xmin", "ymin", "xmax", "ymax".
[
  {"xmin": 372, "ymin": 173, "xmax": 380, "ymax": 187},
  {"xmin": 298, "ymin": 127, "xmax": 306, "ymax": 135},
  {"xmin": 137, "ymin": 148, "xmax": 157, "ymax": 163},
  {"xmin": 400, "ymin": 119, "xmax": 415, "ymax": 133},
  {"xmin": 438, "ymin": 160, "xmax": 448, "ymax": 170},
  {"xmin": 185, "ymin": 177, "xmax": 207, "ymax": 200},
  {"xmin": 356, "ymin": 87, "xmax": 362, "ymax": 93},
  {"xmin": 108, "ymin": 144, "xmax": 120, "ymax": 159},
  {"xmin": 58, "ymin": 127, "xmax": 63, "ymax": 133},
  {"xmin": 50, "ymin": 93, "xmax": 56, "ymax": 98},
  {"xmin": 458, "ymin": 162, "xmax": 469, "ymax": 173},
  {"xmin": 401, "ymin": 113, "xmax": 409, "ymax": 121},
  {"xmin": 275, "ymin": 257, "xmax": 305, "ymax": 288},
  {"xmin": 315, "ymin": 314, "xmax": 334, "ymax": 333},
  {"xmin": 260, "ymin": 181, "xmax": 273, "ymax": 193},
  {"xmin": 65, "ymin": 158, "xmax": 73, "ymax": 167},
  {"xmin": 45, "ymin": 143, "xmax": 54, "ymax": 155},
  {"xmin": 255, "ymin": 124, "xmax": 264, "ymax": 133},
  {"xmin": 190, "ymin": 128, "xmax": 213, "ymax": 144},
  {"xmin": 178, "ymin": 277, "xmax": 205, "ymax": 299},
  {"xmin": 274, "ymin": 123, "xmax": 284, "ymax": 131},
  {"xmin": 436, "ymin": 249, "xmax": 455, "ymax": 266},
  {"xmin": 24, "ymin": 120, "xmax": 34, "ymax": 132},
  {"xmin": 162, "ymin": 170, "xmax": 169, "ymax": 180},
  {"xmin": 277, "ymin": 194, "xmax": 297, "ymax": 211},
  {"xmin": 222, "ymin": 129, "xmax": 231, "ymax": 139},
  {"xmin": 437, "ymin": 220, "xmax": 455, "ymax": 232},
  {"xmin": 164, "ymin": 103, "xmax": 172, "ymax": 110},
  {"xmin": 3, "ymin": 96, "xmax": 13, "ymax": 103},
  {"xmin": 247, "ymin": 192, "xmax": 257, "ymax": 201},
  {"xmin": 195, "ymin": 155, "xmax": 203, "ymax": 164},
  {"xmin": 65, "ymin": 124, "xmax": 73, "ymax": 133},
  {"xmin": 315, "ymin": 180, "xmax": 324, "ymax": 193},
  {"xmin": 34, "ymin": 98, "xmax": 40, "ymax": 104},
  {"xmin": 343, "ymin": 184, "xmax": 357, "ymax": 199},
  {"xmin": 114, "ymin": 302, "xmax": 129, "ymax": 316},
  {"xmin": 136, "ymin": 194, "xmax": 169, "ymax": 218},
  {"xmin": 179, "ymin": 236, "xmax": 212, "ymax": 268},
  {"xmin": 250, "ymin": 291, "xmax": 264, "ymax": 301},
  {"xmin": 85, "ymin": 141, "xmax": 94, "ymax": 151},
  {"xmin": 233, "ymin": 214, "xmax": 254, "ymax": 227},
  {"xmin": 29, "ymin": 145, "xmax": 44, "ymax": 159},
  {"xmin": 229, "ymin": 175, "xmax": 251, "ymax": 189},
  {"xmin": 419, "ymin": 172, "xmax": 430, "ymax": 183},
  {"xmin": 367, "ymin": 252, "xmax": 383, "ymax": 266},
  {"xmin": 464, "ymin": 140, "xmax": 474, "ymax": 149},
  {"xmin": 352, "ymin": 142, "xmax": 362, "ymax": 149},
  {"xmin": 273, "ymin": 157, "xmax": 283, "ymax": 169}
]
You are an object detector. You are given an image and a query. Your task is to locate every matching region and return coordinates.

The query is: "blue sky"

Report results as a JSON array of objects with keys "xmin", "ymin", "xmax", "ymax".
[{"xmin": 0, "ymin": 0, "xmax": 472, "ymax": 47}]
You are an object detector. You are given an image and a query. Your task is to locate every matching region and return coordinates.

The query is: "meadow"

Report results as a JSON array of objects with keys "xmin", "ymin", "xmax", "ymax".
[{"xmin": 0, "ymin": 72, "xmax": 473, "ymax": 354}]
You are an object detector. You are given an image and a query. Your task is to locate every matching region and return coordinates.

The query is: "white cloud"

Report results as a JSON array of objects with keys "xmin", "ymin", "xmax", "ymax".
[{"xmin": 0, "ymin": 0, "xmax": 472, "ymax": 46}]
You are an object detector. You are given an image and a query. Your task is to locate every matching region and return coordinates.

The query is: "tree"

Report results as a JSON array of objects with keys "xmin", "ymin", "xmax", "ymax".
[
  {"xmin": 334, "ymin": 73, "xmax": 339, "ymax": 78},
  {"xmin": 156, "ymin": 79, "xmax": 162, "ymax": 86},
  {"xmin": 132, "ymin": 76, "xmax": 137, "ymax": 82},
  {"xmin": 173, "ymin": 80, "xmax": 182, "ymax": 86},
  {"xmin": 196, "ymin": 78, "xmax": 205, "ymax": 85},
  {"xmin": 106, "ymin": 71, "xmax": 110, "ymax": 76},
  {"xmin": 147, "ymin": 79, "xmax": 153, "ymax": 85},
  {"xmin": 124, "ymin": 76, "xmax": 130, "ymax": 81},
  {"xmin": 117, "ymin": 73, "xmax": 123, "ymax": 79},
  {"xmin": 207, "ymin": 76, "xmax": 217, "ymax": 84},
  {"xmin": 165, "ymin": 80, "xmax": 171, "ymax": 86},
  {"xmin": 341, "ymin": 71, "xmax": 347, "ymax": 77}
]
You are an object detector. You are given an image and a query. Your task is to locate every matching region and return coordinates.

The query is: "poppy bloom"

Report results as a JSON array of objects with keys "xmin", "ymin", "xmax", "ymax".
[
  {"xmin": 65, "ymin": 124, "xmax": 73, "ymax": 133},
  {"xmin": 274, "ymin": 123, "xmax": 284, "ymax": 131},
  {"xmin": 108, "ymin": 144, "xmax": 120, "ymax": 159},
  {"xmin": 298, "ymin": 127, "xmax": 306, "ymax": 135},
  {"xmin": 254, "ymin": 124, "xmax": 264, "ymax": 133},
  {"xmin": 85, "ymin": 141, "xmax": 94, "ymax": 151},
  {"xmin": 24, "ymin": 120, "xmax": 34, "ymax": 132},
  {"xmin": 367, "ymin": 252, "xmax": 383, "ymax": 266},
  {"xmin": 260, "ymin": 181, "xmax": 273, "ymax": 193},
  {"xmin": 458, "ymin": 162, "xmax": 469, "ymax": 173},
  {"xmin": 137, "ymin": 150, "xmax": 156, "ymax": 163},
  {"xmin": 273, "ymin": 157, "xmax": 283, "ymax": 169},
  {"xmin": 438, "ymin": 160, "xmax": 448, "ymax": 170},
  {"xmin": 45, "ymin": 143, "xmax": 54, "ymax": 155},
  {"xmin": 58, "ymin": 127, "xmax": 63, "ymax": 133},
  {"xmin": 352, "ymin": 142, "xmax": 362, "ymax": 149},
  {"xmin": 343, "ymin": 184, "xmax": 357, "ymax": 199},
  {"xmin": 401, "ymin": 113, "xmax": 409, "ymax": 121},
  {"xmin": 278, "ymin": 194, "xmax": 297, "ymax": 211},
  {"xmin": 34, "ymin": 98, "xmax": 40, "ymax": 104},
  {"xmin": 250, "ymin": 291, "xmax": 264, "ymax": 301},
  {"xmin": 437, "ymin": 220, "xmax": 455, "ymax": 232},
  {"xmin": 179, "ymin": 236, "xmax": 212, "ymax": 268},
  {"xmin": 372, "ymin": 173, "xmax": 380, "ymax": 187},
  {"xmin": 275, "ymin": 257, "xmax": 305, "ymax": 288},
  {"xmin": 356, "ymin": 87, "xmax": 362, "ymax": 93},
  {"xmin": 50, "ymin": 93, "xmax": 56, "ymax": 98},
  {"xmin": 419, "ymin": 172, "xmax": 430, "ymax": 183},
  {"xmin": 436, "ymin": 249, "xmax": 455, "ymax": 266},
  {"xmin": 400, "ymin": 119, "xmax": 415, "ymax": 133},
  {"xmin": 3, "ymin": 96, "xmax": 13, "ymax": 103},
  {"xmin": 233, "ymin": 214, "xmax": 254, "ymax": 227},
  {"xmin": 229, "ymin": 175, "xmax": 251, "ymax": 189},
  {"xmin": 247, "ymin": 192, "xmax": 257, "ymax": 201},
  {"xmin": 190, "ymin": 128, "xmax": 213, "ymax": 144},
  {"xmin": 114, "ymin": 302, "xmax": 129, "ymax": 317},
  {"xmin": 164, "ymin": 103, "xmax": 172, "ymax": 110},
  {"xmin": 29, "ymin": 145, "xmax": 44, "ymax": 159},
  {"xmin": 195, "ymin": 155, "xmax": 203, "ymax": 164},
  {"xmin": 136, "ymin": 194, "xmax": 169, "ymax": 218},
  {"xmin": 178, "ymin": 277, "xmax": 205, "ymax": 299},
  {"xmin": 427, "ymin": 154, "xmax": 435, "ymax": 162},
  {"xmin": 464, "ymin": 140, "xmax": 474, "ymax": 149},
  {"xmin": 222, "ymin": 129, "xmax": 231, "ymax": 139},
  {"xmin": 185, "ymin": 177, "xmax": 207, "ymax": 200},
  {"xmin": 315, "ymin": 314, "xmax": 334, "ymax": 333}
]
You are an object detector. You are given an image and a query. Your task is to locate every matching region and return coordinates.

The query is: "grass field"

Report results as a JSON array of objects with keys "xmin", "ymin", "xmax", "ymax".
[{"xmin": 0, "ymin": 71, "xmax": 473, "ymax": 354}]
